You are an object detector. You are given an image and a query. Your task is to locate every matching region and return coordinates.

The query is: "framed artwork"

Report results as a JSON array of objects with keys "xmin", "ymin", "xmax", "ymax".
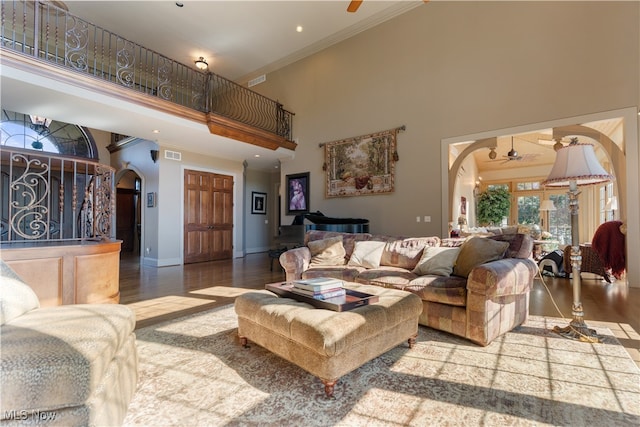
[
  {"xmin": 146, "ymin": 192, "xmax": 156, "ymax": 208},
  {"xmin": 323, "ymin": 127, "xmax": 399, "ymax": 198},
  {"xmin": 251, "ymin": 191, "xmax": 267, "ymax": 215},
  {"xmin": 286, "ymin": 172, "xmax": 309, "ymax": 215}
]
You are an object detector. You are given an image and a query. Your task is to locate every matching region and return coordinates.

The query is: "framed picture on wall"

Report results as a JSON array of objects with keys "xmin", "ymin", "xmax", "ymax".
[
  {"xmin": 286, "ymin": 172, "xmax": 310, "ymax": 215},
  {"xmin": 251, "ymin": 192, "xmax": 267, "ymax": 215},
  {"xmin": 146, "ymin": 192, "xmax": 156, "ymax": 208}
]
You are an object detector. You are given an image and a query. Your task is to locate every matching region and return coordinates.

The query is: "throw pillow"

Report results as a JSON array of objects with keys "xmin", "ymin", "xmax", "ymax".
[
  {"xmin": 308, "ymin": 236, "xmax": 346, "ymax": 266},
  {"xmin": 0, "ymin": 261, "xmax": 40, "ymax": 325},
  {"xmin": 348, "ymin": 241, "xmax": 387, "ymax": 269},
  {"xmin": 452, "ymin": 237, "xmax": 510, "ymax": 278},
  {"xmin": 412, "ymin": 246, "xmax": 461, "ymax": 276}
]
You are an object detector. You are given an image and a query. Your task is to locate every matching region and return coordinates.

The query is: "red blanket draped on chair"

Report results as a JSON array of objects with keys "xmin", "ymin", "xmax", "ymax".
[{"xmin": 591, "ymin": 220, "xmax": 626, "ymax": 279}]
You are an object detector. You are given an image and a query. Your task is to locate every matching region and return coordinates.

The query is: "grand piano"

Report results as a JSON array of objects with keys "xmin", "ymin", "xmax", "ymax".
[
  {"xmin": 277, "ymin": 212, "xmax": 370, "ymax": 247},
  {"xmin": 302, "ymin": 212, "xmax": 370, "ymax": 233},
  {"xmin": 271, "ymin": 213, "xmax": 370, "ymax": 271}
]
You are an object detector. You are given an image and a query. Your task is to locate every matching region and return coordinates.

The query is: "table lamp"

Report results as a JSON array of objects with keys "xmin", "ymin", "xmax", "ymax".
[
  {"xmin": 539, "ymin": 199, "xmax": 556, "ymax": 231},
  {"xmin": 542, "ymin": 138, "xmax": 614, "ymax": 342},
  {"xmin": 606, "ymin": 196, "xmax": 618, "ymax": 219}
]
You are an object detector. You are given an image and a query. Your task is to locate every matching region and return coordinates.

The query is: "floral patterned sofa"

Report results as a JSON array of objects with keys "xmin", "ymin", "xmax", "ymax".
[{"xmin": 279, "ymin": 230, "xmax": 536, "ymax": 346}]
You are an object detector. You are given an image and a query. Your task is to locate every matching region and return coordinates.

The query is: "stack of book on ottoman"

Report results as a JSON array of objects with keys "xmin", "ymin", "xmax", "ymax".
[{"xmin": 291, "ymin": 277, "xmax": 346, "ymax": 300}]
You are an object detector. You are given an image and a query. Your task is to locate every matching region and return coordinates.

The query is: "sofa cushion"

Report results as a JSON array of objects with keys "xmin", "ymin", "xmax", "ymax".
[
  {"xmin": 453, "ymin": 237, "xmax": 509, "ymax": 278},
  {"xmin": 348, "ymin": 241, "xmax": 386, "ymax": 269},
  {"xmin": 413, "ymin": 246, "xmax": 461, "ymax": 276},
  {"xmin": 0, "ymin": 261, "xmax": 40, "ymax": 325},
  {"xmin": 488, "ymin": 233, "xmax": 533, "ymax": 259},
  {"xmin": 406, "ymin": 275, "xmax": 468, "ymax": 306},
  {"xmin": 379, "ymin": 237, "xmax": 440, "ymax": 269},
  {"xmin": 0, "ymin": 304, "xmax": 136, "ymax": 412},
  {"xmin": 305, "ymin": 231, "xmax": 371, "ymax": 259},
  {"xmin": 356, "ymin": 267, "xmax": 417, "ymax": 287},
  {"xmin": 308, "ymin": 236, "xmax": 346, "ymax": 266},
  {"xmin": 302, "ymin": 266, "xmax": 364, "ymax": 282}
]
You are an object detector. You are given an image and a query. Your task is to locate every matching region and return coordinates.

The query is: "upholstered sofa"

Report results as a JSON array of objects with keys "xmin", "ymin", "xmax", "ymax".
[
  {"xmin": 0, "ymin": 261, "xmax": 138, "ymax": 426},
  {"xmin": 279, "ymin": 230, "xmax": 537, "ymax": 346}
]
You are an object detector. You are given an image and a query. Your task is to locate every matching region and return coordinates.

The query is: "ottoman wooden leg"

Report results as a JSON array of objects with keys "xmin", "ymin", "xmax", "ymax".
[
  {"xmin": 239, "ymin": 335, "xmax": 249, "ymax": 348},
  {"xmin": 322, "ymin": 379, "xmax": 337, "ymax": 398},
  {"xmin": 408, "ymin": 334, "xmax": 417, "ymax": 349}
]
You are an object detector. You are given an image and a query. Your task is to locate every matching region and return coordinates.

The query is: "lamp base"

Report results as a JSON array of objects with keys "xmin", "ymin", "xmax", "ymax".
[{"xmin": 553, "ymin": 319, "xmax": 602, "ymax": 343}]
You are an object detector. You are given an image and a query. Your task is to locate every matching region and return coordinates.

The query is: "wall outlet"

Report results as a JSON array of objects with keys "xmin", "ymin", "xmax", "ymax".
[
  {"xmin": 265, "ymin": 219, "xmax": 268, "ymax": 224},
  {"xmin": 416, "ymin": 216, "xmax": 421, "ymax": 222}
]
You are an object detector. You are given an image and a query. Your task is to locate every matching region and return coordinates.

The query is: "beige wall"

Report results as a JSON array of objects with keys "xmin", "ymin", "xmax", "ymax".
[
  {"xmin": 255, "ymin": 1, "xmax": 640, "ymax": 284},
  {"xmin": 258, "ymin": 1, "xmax": 638, "ymax": 235}
]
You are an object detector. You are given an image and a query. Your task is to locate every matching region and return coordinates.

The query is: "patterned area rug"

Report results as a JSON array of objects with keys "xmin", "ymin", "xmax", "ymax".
[{"xmin": 123, "ymin": 305, "xmax": 639, "ymax": 426}]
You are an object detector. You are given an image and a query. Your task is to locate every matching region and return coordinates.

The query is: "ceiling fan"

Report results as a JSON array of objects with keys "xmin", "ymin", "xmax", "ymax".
[
  {"xmin": 348, "ymin": 0, "xmax": 429, "ymax": 13},
  {"xmin": 485, "ymin": 137, "xmax": 539, "ymax": 163},
  {"xmin": 505, "ymin": 137, "xmax": 522, "ymax": 161}
]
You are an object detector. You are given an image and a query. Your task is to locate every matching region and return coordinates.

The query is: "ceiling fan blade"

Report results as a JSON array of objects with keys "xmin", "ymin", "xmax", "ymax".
[{"xmin": 347, "ymin": 0, "xmax": 363, "ymax": 13}]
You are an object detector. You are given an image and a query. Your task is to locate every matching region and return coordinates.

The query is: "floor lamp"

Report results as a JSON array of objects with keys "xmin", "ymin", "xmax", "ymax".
[{"xmin": 542, "ymin": 138, "xmax": 614, "ymax": 342}]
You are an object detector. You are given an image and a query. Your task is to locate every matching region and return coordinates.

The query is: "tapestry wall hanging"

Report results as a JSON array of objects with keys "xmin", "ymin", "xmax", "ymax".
[{"xmin": 322, "ymin": 126, "xmax": 403, "ymax": 198}]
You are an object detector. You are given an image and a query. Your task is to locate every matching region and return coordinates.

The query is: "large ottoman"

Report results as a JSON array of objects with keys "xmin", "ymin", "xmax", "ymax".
[{"xmin": 234, "ymin": 283, "xmax": 422, "ymax": 397}]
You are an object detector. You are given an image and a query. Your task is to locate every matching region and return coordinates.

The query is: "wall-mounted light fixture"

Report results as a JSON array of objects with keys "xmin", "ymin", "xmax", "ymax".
[
  {"xmin": 195, "ymin": 57, "xmax": 208, "ymax": 71},
  {"xmin": 150, "ymin": 150, "xmax": 159, "ymax": 163}
]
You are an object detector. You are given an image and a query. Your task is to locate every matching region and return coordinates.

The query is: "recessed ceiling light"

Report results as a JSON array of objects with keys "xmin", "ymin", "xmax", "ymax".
[
  {"xmin": 152, "ymin": 129, "xmax": 160, "ymax": 134},
  {"xmin": 296, "ymin": 25, "xmax": 303, "ymax": 33},
  {"xmin": 254, "ymin": 154, "xmax": 260, "ymax": 158},
  {"xmin": 175, "ymin": 2, "xmax": 184, "ymax": 7}
]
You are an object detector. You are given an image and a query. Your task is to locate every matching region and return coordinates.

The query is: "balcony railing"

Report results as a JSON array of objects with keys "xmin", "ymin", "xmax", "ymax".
[
  {"xmin": 0, "ymin": 0, "xmax": 294, "ymax": 141},
  {"xmin": 0, "ymin": 148, "xmax": 115, "ymax": 243}
]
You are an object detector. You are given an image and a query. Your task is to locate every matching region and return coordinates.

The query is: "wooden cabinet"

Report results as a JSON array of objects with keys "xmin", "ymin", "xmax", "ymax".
[{"xmin": 1, "ymin": 240, "xmax": 122, "ymax": 307}]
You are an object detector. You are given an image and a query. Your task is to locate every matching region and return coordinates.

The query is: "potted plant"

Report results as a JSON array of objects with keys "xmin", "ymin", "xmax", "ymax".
[{"xmin": 476, "ymin": 187, "xmax": 511, "ymax": 226}]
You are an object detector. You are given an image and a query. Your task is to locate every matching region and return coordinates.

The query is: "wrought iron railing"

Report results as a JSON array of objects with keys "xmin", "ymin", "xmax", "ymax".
[
  {"xmin": 0, "ymin": 0, "xmax": 294, "ymax": 141},
  {"xmin": 0, "ymin": 148, "xmax": 115, "ymax": 243}
]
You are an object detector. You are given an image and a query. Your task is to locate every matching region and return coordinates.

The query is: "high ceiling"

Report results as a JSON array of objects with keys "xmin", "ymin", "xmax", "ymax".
[
  {"xmin": 65, "ymin": 1, "xmax": 423, "ymax": 83},
  {"xmin": 1, "ymin": 1, "xmax": 424, "ymax": 170},
  {"xmin": 0, "ymin": 1, "xmax": 624, "ymax": 173}
]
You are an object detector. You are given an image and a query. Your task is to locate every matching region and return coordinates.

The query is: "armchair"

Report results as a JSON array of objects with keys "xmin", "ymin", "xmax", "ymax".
[{"xmin": 0, "ymin": 261, "xmax": 138, "ymax": 426}]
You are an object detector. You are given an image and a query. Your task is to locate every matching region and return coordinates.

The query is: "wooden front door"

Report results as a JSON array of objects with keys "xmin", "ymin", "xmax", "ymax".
[
  {"xmin": 184, "ymin": 170, "xmax": 233, "ymax": 264},
  {"xmin": 116, "ymin": 189, "xmax": 136, "ymax": 252}
]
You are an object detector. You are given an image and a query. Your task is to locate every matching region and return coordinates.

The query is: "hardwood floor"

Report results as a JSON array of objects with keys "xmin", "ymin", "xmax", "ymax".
[{"xmin": 119, "ymin": 252, "xmax": 640, "ymax": 365}]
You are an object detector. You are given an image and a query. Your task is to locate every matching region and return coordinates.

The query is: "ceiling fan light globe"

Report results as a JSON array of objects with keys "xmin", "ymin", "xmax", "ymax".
[
  {"xmin": 553, "ymin": 140, "xmax": 564, "ymax": 151},
  {"xmin": 488, "ymin": 148, "xmax": 497, "ymax": 160}
]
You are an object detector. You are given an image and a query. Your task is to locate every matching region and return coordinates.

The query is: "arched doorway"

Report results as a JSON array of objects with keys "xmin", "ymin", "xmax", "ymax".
[{"xmin": 441, "ymin": 107, "xmax": 639, "ymax": 287}]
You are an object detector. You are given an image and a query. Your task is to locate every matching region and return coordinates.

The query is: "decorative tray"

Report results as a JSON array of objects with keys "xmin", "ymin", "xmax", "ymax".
[{"xmin": 265, "ymin": 282, "xmax": 379, "ymax": 312}]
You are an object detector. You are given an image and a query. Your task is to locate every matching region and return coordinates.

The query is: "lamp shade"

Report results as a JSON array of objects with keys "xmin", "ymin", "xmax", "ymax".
[
  {"xmin": 540, "ymin": 200, "xmax": 556, "ymax": 211},
  {"xmin": 542, "ymin": 143, "xmax": 614, "ymax": 187},
  {"xmin": 606, "ymin": 196, "xmax": 618, "ymax": 211}
]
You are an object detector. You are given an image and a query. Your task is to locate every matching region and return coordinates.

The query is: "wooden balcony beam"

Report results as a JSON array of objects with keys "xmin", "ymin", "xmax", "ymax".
[{"xmin": 206, "ymin": 112, "xmax": 297, "ymax": 151}]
